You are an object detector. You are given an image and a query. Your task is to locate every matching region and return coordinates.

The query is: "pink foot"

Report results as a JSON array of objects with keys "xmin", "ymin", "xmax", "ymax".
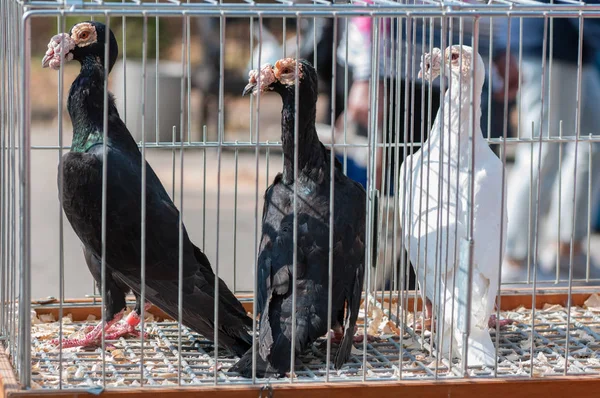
[
  {"xmin": 352, "ymin": 334, "xmax": 377, "ymax": 343},
  {"xmin": 103, "ymin": 322, "xmax": 149, "ymax": 340},
  {"xmin": 330, "ymin": 328, "xmax": 345, "ymax": 344},
  {"xmin": 50, "ymin": 310, "xmax": 125, "ymax": 348},
  {"xmin": 413, "ymin": 300, "xmax": 436, "ymax": 332},
  {"xmin": 106, "ymin": 307, "xmax": 151, "ymax": 339},
  {"xmin": 488, "ymin": 315, "xmax": 516, "ymax": 329},
  {"xmin": 412, "ymin": 317, "xmax": 435, "ymax": 332},
  {"xmin": 209, "ymin": 362, "xmax": 223, "ymax": 372},
  {"xmin": 329, "ymin": 326, "xmax": 376, "ymax": 344},
  {"xmin": 83, "ymin": 325, "xmax": 95, "ymax": 334}
]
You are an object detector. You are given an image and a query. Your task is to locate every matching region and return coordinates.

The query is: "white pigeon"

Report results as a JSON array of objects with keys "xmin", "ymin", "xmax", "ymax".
[{"xmin": 398, "ymin": 45, "xmax": 508, "ymax": 367}]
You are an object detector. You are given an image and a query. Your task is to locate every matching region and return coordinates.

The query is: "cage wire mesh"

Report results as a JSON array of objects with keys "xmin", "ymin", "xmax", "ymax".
[{"xmin": 1, "ymin": 0, "xmax": 600, "ymax": 392}]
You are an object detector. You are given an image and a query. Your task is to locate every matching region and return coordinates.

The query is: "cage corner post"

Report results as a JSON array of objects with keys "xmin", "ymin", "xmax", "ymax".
[{"xmin": 17, "ymin": 9, "xmax": 32, "ymax": 390}]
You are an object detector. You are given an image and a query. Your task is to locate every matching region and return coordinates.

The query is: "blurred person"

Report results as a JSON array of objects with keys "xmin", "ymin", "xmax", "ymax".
[
  {"xmin": 496, "ymin": 8, "xmax": 600, "ymax": 282},
  {"xmin": 338, "ymin": 15, "xmax": 512, "ymax": 170}
]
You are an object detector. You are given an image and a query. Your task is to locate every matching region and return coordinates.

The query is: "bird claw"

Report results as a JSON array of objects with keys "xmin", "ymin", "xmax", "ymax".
[
  {"xmin": 209, "ymin": 362, "xmax": 223, "ymax": 372},
  {"xmin": 412, "ymin": 318, "xmax": 435, "ymax": 332},
  {"xmin": 103, "ymin": 323, "xmax": 146, "ymax": 341},
  {"xmin": 128, "ymin": 329, "xmax": 151, "ymax": 340},
  {"xmin": 50, "ymin": 326, "xmax": 107, "ymax": 348},
  {"xmin": 352, "ymin": 334, "xmax": 377, "ymax": 344},
  {"xmin": 49, "ymin": 310, "xmax": 148, "ymax": 349},
  {"xmin": 329, "ymin": 326, "xmax": 376, "ymax": 344},
  {"xmin": 329, "ymin": 329, "xmax": 345, "ymax": 344},
  {"xmin": 52, "ymin": 323, "xmax": 149, "ymax": 348},
  {"xmin": 103, "ymin": 311, "xmax": 151, "ymax": 340},
  {"xmin": 50, "ymin": 317, "xmax": 111, "ymax": 348},
  {"xmin": 83, "ymin": 325, "xmax": 95, "ymax": 334},
  {"xmin": 50, "ymin": 336, "xmax": 96, "ymax": 349},
  {"xmin": 488, "ymin": 315, "xmax": 516, "ymax": 329}
]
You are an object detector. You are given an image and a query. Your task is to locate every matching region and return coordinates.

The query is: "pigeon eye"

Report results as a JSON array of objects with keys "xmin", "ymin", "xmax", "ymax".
[{"xmin": 451, "ymin": 52, "xmax": 459, "ymax": 61}]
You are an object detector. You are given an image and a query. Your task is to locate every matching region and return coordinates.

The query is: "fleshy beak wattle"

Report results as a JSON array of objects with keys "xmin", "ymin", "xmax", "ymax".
[
  {"xmin": 419, "ymin": 47, "xmax": 442, "ymax": 82},
  {"xmin": 243, "ymin": 64, "xmax": 277, "ymax": 96},
  {"xmin": 42, "ymin": 33, "xmax": 75, "ymax": 70}
]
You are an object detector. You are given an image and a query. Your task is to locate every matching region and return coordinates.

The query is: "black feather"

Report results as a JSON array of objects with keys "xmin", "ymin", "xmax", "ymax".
[
  {"xmin": 230, "ymin": 60, "xmax": 366, "ymax": 377},
  {"xmin": 58, "ymin": 21, "xmax": 252, "ymax": 356}
]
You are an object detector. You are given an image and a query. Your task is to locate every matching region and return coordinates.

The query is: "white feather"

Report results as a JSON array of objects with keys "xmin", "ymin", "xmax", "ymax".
[{"xmin": 398, "ymin": 45, "xmax": 508, "ymax": 367}]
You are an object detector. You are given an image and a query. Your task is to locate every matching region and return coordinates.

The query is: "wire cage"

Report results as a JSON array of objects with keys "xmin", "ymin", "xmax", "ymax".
[{"xmin": 2, "ymin": 0, "xmax": 600, "ymax": 396}]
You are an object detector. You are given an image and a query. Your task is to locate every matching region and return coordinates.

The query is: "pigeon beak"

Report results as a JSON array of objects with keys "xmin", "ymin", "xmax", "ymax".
[
  {"xmin": 41, "ymin": 53, "xmax": 54, "ymax": 69},
  {"xmin": 418, "ymin": 61, "xmax": 431, "ymax": 80},
  {"xmin": 418, "ymin": 62, "xmax": 441, "ymax": 81},
  {"xmin": 242, "ymin": 82, "xmax": 257, "ymax": 96}
]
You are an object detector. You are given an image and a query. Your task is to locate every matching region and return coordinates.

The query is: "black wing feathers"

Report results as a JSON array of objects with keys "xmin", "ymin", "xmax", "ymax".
[
  {"xmin": 231, "ymin": 163, "xmax": 366, "ymax": 377},
  {"xmin": 61, "ymin": 118, "xmax": 252, "ymax": 357}
]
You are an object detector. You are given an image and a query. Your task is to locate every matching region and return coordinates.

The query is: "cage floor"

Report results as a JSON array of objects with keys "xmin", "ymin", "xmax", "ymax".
[{"xmin": 27, "ymin": 296, "xmax": 600, "ymax": 389}]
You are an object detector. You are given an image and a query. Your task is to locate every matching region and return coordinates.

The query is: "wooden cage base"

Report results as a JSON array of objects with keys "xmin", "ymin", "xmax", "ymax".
[
  {"xmin": 4, "ymin": 377, "xmax": 600, "ymax": 398},
  {"xmin": 1, "ymin": 289, "xmax": 599, "ymax": 398},
  {"xmin": 31, "ymin": 287, "xmax": 598, "ymax": 322}
]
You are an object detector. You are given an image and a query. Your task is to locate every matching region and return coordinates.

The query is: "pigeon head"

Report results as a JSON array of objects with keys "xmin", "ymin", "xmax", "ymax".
[
  {"xmin": 243, "ymin": 58, "xmax": 317, "ymax": 103},
  {"xmin": 419, "ymin": 45, "xmax": 485, "ymax": 85},
  {"xmin": 42, "ymin": 21, "xmax": 118, "ymax": 73},
  {"xmin": 444, "ymin": 45, "xmax": 484, "ymax": 82}
]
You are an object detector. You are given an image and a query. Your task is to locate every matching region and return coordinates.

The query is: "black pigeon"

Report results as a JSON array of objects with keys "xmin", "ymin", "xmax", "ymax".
[
  {"xmin": 42, "ymin": 21, "xmax": 252, "ymax": 355},
  {"xmin": 230, "ymin": 59, "xmax": 366, "ymax": 377}
]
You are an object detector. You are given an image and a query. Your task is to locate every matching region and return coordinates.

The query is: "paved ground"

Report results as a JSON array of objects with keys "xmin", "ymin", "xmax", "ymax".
[{"xmin": 26, "ymin": 122, "xmax": 600, "ymax": 301}]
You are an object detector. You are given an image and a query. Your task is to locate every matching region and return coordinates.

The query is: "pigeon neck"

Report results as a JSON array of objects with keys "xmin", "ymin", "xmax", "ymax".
[
  {"xmin": 67, "ymin": 56, "xmax": 116, "ymax": 153},
  {"xmin": 279, "ymin": 93, "xmax": 324, "ymax": 185},
  {"xmin": 448, "ymin": 75, "xmax": 483, "ymax": 107},
  {"xmin": 429, "ymin": 76, "xmax": 485, "ymax": 154}
]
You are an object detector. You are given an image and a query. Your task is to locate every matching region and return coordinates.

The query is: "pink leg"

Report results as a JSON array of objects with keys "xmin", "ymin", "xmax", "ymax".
[
  {"xmin": 50, "ymin": 310, "xmax": 125, "ymax": 348},
  {"xmin": 103, "ymin": 323, "xmax": 148, "ymax": 340},
  {"xmin": 124, "ymin": 302, "xmax": 152, "ymax": 328},
  {"xmin": 83, "ymin": 325, "xmax": 95, "ymax": 334},
  {"xmin": 103, "ymin": 304, "xmax": 152, "ymax": 340},
  {"xmin": 488, "ymin": 314, "xmax": 516, "ymax": 329},
  {"xmin": 330, "ymin": 326, "xmax": 345, "ymax": 344},
  {"xmin": 209, "ymin": 362, "xmax": 223, "ymax": 372},
  {"xmin": 413, "ymin": 300, "xmax": 435, "ymax": 332},
  {"xmin": 352, "ymin": 333, "xmax": 377, "ymax": 343},
  {"xmin": 425, "ymin": 300, "xmax": 433, "ymax": 320}
]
